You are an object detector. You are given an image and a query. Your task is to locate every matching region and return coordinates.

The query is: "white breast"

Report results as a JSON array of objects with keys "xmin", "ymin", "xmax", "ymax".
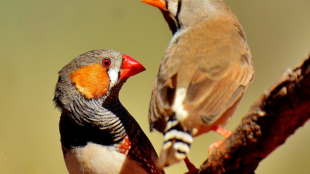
[{"xmin": 64, "ymin": 142, "xmax": 147, "ymax": 174}]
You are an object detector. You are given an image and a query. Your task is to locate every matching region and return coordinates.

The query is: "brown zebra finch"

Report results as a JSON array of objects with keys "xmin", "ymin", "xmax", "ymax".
[
  {"xmin": 53, "ymin": 49, "xmax": 165, "ymax": 174},
  {"xmin": 142, "ymin": 0, "xmax": 254, "ymax": 169}
]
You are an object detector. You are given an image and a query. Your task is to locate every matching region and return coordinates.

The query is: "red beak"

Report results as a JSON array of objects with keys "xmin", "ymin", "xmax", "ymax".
[
  {"xmin": 141, "ymin": 0, "xmax": 167, "ymax": 10},
  {"xmin": 119, "ymin": 54, "xmax": 146, "ymax": 79}
]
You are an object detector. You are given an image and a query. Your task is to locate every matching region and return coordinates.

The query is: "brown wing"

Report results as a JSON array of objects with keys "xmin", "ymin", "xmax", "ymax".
[
  {"xmin": 149, "ymin": 15, "xmax": 254, "ymax": 131},
  {"xmin": 128, "ymin": 118, "xmax": 165, "ymax": 174},
  {"xmin": 149, "ymin": 75, "xmax": 177, "ymax": 132},
  {"xmin": 184, "ymin": 56, "xmax": 253, "ymax": 125}
]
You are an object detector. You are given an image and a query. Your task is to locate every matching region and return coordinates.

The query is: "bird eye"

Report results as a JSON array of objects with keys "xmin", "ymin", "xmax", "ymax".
[{"xmin": 102, "ymin": 59, "xmax": 111, "ymax": 67}]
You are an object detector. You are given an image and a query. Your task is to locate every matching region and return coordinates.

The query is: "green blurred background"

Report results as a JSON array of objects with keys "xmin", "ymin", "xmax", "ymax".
[{"xmin": 1, "ymin": 0, "xmax": 310, "ymax": 173}]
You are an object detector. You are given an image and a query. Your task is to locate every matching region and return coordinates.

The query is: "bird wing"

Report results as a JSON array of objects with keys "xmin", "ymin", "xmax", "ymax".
[
  {"xmin": 149, "ymin": 16, "xmax": 254, "ymax": 131},
  {"xmin": 128, "ymin": 121, "xmax": 165, "ymax": 174},
  {"xmin": 184, "ymin": 59, "xmax": 253, "ymax": 125}
]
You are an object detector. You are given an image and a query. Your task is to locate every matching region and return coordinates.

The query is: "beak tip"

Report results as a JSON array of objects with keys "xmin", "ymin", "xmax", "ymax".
[
  {"xmin": 141, "ymin": 0, "xmax": 167, "ymax": 10},
  {"xmin": 120, "ymin": 54, "xmax": 146, "ymax": 79}
]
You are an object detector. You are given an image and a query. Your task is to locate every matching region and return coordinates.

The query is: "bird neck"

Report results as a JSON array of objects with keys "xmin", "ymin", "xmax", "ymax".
[
  {"xmin": 60, "ymin": 81, "xmax": 138, "ymax": 149},
  {"xmin": 174, "ymin": 0, "xmax": 231, "ymax": 30}
]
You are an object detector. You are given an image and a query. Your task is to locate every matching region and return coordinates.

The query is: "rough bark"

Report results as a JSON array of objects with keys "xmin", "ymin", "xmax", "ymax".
[{"xmin": 198, "ymin": 54, "xmax": 310, "ymax": 174}]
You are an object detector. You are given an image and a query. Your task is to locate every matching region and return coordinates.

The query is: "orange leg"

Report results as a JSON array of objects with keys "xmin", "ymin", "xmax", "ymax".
[
  {"xmin": 211, "ymin": 125, "xmax": 232, "ymax": 138},
  {"xmin": 208, "ymin": 126, "xmax": 232, "ymax": 154},
  {"xmin": 184, "ymin": 157, "xmax": 198, "ymax": 174},
  {"xmin": 208, "ymin": 140, "xmax": 224, "ymax": 155}
]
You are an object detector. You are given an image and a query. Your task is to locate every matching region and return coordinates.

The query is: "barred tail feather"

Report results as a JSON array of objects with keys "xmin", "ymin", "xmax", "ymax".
[{"xmin": 158, "ymin": 122, "xmax": 193, "ymax": 167}]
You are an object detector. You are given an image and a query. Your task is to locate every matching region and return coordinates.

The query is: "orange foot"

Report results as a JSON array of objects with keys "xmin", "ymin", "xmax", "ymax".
[
  {"xmin": 211, "ymin": 126, "xmax": 232, "ymax": 138},
  {"xmin": 208, "ymin": 140, "xmax": 224, "ymax": 155},
  {"xmin": 184, "ymin": 157, "xmax": 198, "ymax": 174},
  {"xmin": 208, "ymin": 126, "xmax": 232, "ymax": 154}
]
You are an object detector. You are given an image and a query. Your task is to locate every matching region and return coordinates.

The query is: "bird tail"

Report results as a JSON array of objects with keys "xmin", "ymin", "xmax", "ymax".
[{"xmin": 158, "ymin": 122, "xmax": 193, "ymax": 167}]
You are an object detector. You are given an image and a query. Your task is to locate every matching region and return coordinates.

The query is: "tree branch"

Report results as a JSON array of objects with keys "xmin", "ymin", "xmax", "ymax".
[{"xmin": 198, "ymin": 54, "xmax": 310, "ymax": 174}]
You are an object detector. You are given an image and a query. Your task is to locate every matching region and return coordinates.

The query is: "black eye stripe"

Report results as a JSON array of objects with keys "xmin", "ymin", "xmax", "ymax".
[{"xmin": 176, "ymin": 0, "xmax": 181, "ymax": 22}]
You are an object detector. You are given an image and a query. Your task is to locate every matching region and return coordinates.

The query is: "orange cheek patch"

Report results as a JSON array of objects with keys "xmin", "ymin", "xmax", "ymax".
[{"xmin": 70, "ymin": 64, "xmax": 110, "ymax": 99}]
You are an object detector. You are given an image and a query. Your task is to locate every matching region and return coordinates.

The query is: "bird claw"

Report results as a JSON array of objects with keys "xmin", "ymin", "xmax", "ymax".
[
  {"xmin": 208, "ymin": 140, "xmax": 225, "ymax": 155},
  {"xmin": 211, "ymin": 126, "xmax": 232, "ymax": 138}
]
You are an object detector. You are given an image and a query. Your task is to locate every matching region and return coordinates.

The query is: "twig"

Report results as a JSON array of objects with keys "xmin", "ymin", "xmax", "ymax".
[{"xmin": 198, "ymin": 54, "xmax": 310, "ymax": 174}]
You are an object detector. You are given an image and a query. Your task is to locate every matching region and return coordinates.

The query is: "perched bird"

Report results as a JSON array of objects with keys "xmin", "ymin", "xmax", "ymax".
[
  {"xmin": 53, "ymin": 49, "xmax": 164, "ymax": 174},
  {"xmin": 142, "ymin": 0, "xmax": 254, "ymax": 168}
]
